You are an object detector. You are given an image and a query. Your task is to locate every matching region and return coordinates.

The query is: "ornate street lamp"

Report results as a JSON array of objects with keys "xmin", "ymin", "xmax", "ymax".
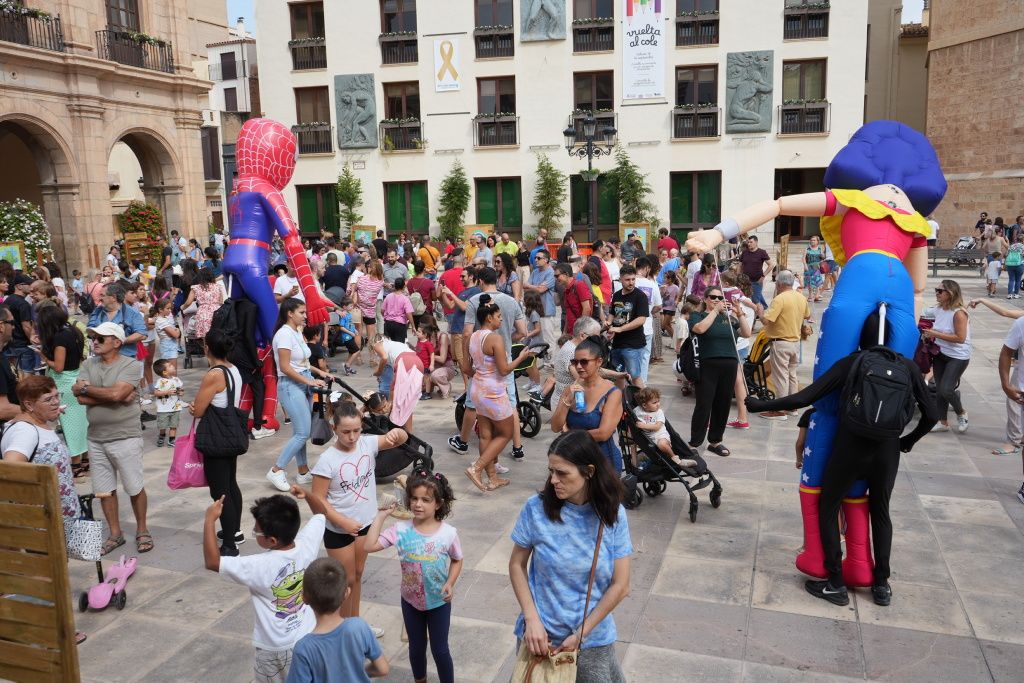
[{"xmin": 564, "ymin": 113, "xmax": 616, "ymax": 243}]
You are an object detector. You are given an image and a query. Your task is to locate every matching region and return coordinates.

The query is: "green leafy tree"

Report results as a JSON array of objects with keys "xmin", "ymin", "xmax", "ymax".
[
  {"xmin": 531, "ymin": 153, "xmax": 567, "ymax": 235},
  {"xmin": 437, "ymin": 160, "xmax": 470, "ymax": 241},
  {"xmin": 0, "ymin": 198, "xmax": 52, "ymax": 264},
  {"xmin": 336, "ymin": 163, "xmax": 364, "ymax": 236},
  {"xmin": 605, "ymin": 146, "xmax": 660, "ymax": 228}
]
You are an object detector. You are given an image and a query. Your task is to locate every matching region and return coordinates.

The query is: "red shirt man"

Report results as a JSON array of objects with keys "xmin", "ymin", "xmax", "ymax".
[
  {"xmin": 437, "ymin": 263, "xmax": 464, "ymax": 314},
  {"xmin": 555, "ymin": 263, "xmax": 592, "ymax": 334},
  {"xmin": 657, "ymin": 230, "xmax": 680, "ymax": 253}
]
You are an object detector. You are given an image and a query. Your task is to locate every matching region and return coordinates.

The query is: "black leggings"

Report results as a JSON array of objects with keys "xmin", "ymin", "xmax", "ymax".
[
  {"xmin": 204, "ymin": 456, "xmax": 242, "ymax": 549},
  {"xmin": 932, "ymin": 352, "xmax": 968, "ymax": 419},
  {"xmin": 819, "ymin": 429, "xmax": 899, "ymax": 587},
  {"xmin": 384, "ymin": 320, "xmax": 408, "ymax": 342},
  {"xmin": 247, "ymin": 372, "xmax": 266, "ymax": 429},
  {"xmin": 401, "ymin": 598, "xmax": 453, "ymax": 683},
  {"xmin": 690, "ymin": 357, "xmax": 738, "ymax": 447}
]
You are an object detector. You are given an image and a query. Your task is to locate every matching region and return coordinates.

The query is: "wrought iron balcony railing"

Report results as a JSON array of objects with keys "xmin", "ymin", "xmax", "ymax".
[
  {"xmin": 0, "ymin": 7, "xmax": 64, "ymax": 52},
  {"xmin": 474, "ymin": 114, "xmax": 519, "ymax": 147},
  {"xmin": 572, "ymin": 19, "xmax": 614, "ymax": 53},
  {"xmin": 778, "ymin": 102, "xmax": 830, "ymax": 134},
  {"xmin": 289, "ymin": 37, "xmax": 326, "ymax": 70},
  {"xmin": 379, "ymin": 33, "xmax": 418, "ymax": 65},
  {"xmin": 672, "ymin": 106, "xmax": 720, "ymax": 139},
  {"xmin": 95, "ymin": 29, "xmax": 174, "ymax": 73},
  {"xmin": 474, "ymin": 25, "xmax": 514, "ymax": 58},
  {"xmin": 675, "ymin": 13, "xmax": 719, "ymax": 46},
  {"xmin": 783, "ymin": 5, "xmax": 830, "ymax": 39},
  {"xmin": 380, "ymin": 119, "xmax": 425, "ymax": 152},
  {"xmin": 291, "ymin": 124, "xmax": 333, "ymax": 154}
]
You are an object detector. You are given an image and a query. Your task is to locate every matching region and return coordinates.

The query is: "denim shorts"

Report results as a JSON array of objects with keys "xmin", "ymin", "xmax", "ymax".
[{"xmin": 611, "ymin": 347, "xmax": 644, "ymax": 380}]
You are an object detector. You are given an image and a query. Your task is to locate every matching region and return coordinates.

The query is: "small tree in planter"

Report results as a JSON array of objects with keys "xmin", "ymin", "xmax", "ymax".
[
  {"xmin": 531, "ymin": 153, "xmax": 567, "ymax": 238},
  {"xmin": 117, "ymin": 200, "xmax": 165, "ymax": 264},
  {"xmin": 605, "ymin": 146, "xmax": 660, "ymax": 228},
  {"xmin": 336, "ymin": 163, "xmax": 364, "ymax": 237},
  {"xmin": 437, "ymin": 160, "xmax": 470, "ymax": 242},
  {"xmin": 0, "ymin": 198, "xmax": 52, "ymax": 265}
]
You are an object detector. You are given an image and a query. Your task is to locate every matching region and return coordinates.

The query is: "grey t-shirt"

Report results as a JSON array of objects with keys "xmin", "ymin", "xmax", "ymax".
[
  {"xmin": 382, "ymin": 262, "xmax": 408, "ymax": 285},
  {"xmin": 79, "ymin": 355, "xmax": 143, "ymax": 443},
  {"xmin": 464, "ymin": 290, "xmax": 525, "ymax": 360}
]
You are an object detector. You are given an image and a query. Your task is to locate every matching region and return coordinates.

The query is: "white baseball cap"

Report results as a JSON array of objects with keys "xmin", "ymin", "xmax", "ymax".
[{"xmin": 86, "ymin": 322, "xmax": 126, "ymax": 342}]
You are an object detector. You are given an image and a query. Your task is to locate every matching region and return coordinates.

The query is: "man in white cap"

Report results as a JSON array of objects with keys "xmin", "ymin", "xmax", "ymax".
[{"xmin": 74, "ymin": 322, "xmax": 152, "ymax": 555}]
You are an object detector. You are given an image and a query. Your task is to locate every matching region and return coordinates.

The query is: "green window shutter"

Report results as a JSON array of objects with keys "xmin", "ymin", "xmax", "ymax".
[
  {"xmin": 409, "ymin": 182, "xmax": 429, "ymax": 231},
  {"xmin": 385, "ymin": 183, "xmax": 406, "ymax": 230},
  {"xmin": 477, "ymin": 179, "xmax": 498, "ymax": 225},
  {"xmin": 321, "ymin": 185, "xmax": 339, "ymax": 235},
  {"xmin": 570, "ymin": 175, "xmax": 587, "ymax": 226},
  {"xmin": 297, "ymin": 186, "xmax": 319, "ymax": 235},
  {"xmin": 501, "ymin": 178, "xmax": 522, "ymax": 228},
  {"xmin": 596, "ymin": 177, "xmax": 618, "ymax": 226},
  {"xmin": 696, "ymin": 172, "xmax": 720, "ymax": 224},
  {"xmin": 670, "ymin": 173, "xmax": 693, "ymax": 225}
]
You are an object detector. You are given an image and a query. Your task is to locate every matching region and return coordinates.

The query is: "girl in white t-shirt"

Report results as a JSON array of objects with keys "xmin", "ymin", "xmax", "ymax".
[{"xmin": 307, "ymin": 401, "xmax": 408, "ymax": 630}]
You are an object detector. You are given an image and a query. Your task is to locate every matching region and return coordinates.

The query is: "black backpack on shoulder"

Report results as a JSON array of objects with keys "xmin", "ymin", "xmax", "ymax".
[
  {"xmin": 674, "ymin": 335, "xmax": 701, "ymax": 384},
  {"xmin": 839, "ymin": 346, "xmax": 916, "ymax": 439}
]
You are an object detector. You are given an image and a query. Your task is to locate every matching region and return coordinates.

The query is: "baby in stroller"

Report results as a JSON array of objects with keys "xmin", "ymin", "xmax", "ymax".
[{"xmin": 632, "ymin": 387, "xmax": 697, "ymax": 470}]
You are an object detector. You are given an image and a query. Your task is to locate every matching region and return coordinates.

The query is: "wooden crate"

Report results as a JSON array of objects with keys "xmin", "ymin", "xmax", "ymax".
[{"xmin": 0, "ymin": 462, "xmax": 80, "ymax": 682}]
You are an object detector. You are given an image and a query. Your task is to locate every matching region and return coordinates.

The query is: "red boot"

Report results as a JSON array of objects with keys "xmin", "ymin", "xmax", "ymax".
[
  {"xmin": 795, "ymin": 487, "xmax": 828, "ymax": 579},
  {"xmin": 841, "ymin": 496, "xmax": 874, "ymax": 587}
]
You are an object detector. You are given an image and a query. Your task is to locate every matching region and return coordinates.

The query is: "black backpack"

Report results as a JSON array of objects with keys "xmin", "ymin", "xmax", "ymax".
[
  {"xmin": 840, "ymin": 346, "xmax": 916, "ymax": 439},
  {"xmin": 675, "ymin": 335, "xmax": 701, "ymax": 383},
  {"xmin": 78, "ymin": 291, "xmax": 96, "ymax": 315},
  {"xmin": 211, "ymin": 298, "xmax": 241, "ymax": 339}
]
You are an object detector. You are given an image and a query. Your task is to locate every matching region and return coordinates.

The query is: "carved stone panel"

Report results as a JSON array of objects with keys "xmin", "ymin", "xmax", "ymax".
[
  {"xmin": 334, "ymin": 74, "xmax": 378, "ymax": 149},
  {"xmin": 521, "ymin": 0, "xmax": 566, "ymax": 42},
  {"xmin": 725, "ymin": 51, "xmax": 774, "ymax": 134}
]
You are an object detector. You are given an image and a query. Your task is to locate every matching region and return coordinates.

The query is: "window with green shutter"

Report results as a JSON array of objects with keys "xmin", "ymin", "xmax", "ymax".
[
  {"xmin": 384, "ymin": 181, "xmax": 430, "ymax": 232},
  {"xmin": 296, "ymin": 184, "xmax": 337, "ymax": 236},
  {"xmin": 570, "ymin": 175, "xmax": 618, "ymax": 230},
  {"xmin": 670, "ymin": 172, "xmax": 720, "ymax": 236},
  {"xmin": 475, "ymin": 177, "xmax": 521, "ymax": 228}
]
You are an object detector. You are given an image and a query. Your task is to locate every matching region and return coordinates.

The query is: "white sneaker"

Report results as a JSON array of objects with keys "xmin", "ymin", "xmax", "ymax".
[
  {"xmin": 956, "ymin": 414, "xmax": 969, "ymax": 434},
  {"xmin": 495, "ymin": 462, "xmax": 510, "ymax": 474},
  {"xmin": 296, "ymin": 471, "xmax": 314, "ymax": 486},
  {"xmin": 266, "ymin": 468, "xmax": 290, "ymax": 492},
  {"xmin": 931, "ymin": 422, "xmax": 950, "ymax": 432},
  {"xmin": 251, "ymin": 426, "xmax": 277, "ymax": 440},
  {"xmin": 140, "ymin": 398, "xmax": 153, "ymax": 406},
  {"xmin": 371, "ymin": 626, "xmax": 384, "ymax": 639}
]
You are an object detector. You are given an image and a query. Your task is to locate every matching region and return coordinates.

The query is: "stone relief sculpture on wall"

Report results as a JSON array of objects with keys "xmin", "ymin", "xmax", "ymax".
[
  {"xmin": 521, "ymin": 0, "xmax": 566, "ymax": 41},
  {"xmin": 335, "ymin": 74, "xmax": 378, "ymax": 149},
  {"xmin": 725, "ymin": 51, "xmax": 774, "ymax": 134}
]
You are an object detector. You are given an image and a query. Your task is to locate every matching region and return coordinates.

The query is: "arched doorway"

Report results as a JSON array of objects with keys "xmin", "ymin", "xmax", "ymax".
[{"xmin": 0, "ymin": 117, "xmax": 78, "ymax": 273}]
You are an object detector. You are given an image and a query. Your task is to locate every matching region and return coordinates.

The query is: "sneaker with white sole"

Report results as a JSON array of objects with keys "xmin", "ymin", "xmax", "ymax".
[
  {"xmin": 931, "ymin": 422, "xmax": 950, "ymax": 432},
  {"xmin": 251, "ymin": 426, "xmax": 277, "ymax": 440},
  {"xmin": 448, "ymin": 435, "xmax": 469, "ymax": 454},
  {"xmin": 371, "ymin": 626, "xmax": 384, "ymax": 639},
  {"xmin": 956, "ymin": 414, "xmax": 969, "ymax": 434},
  {"xmin": 495, "ymin": 462, "xmax": 510, "ymax": 474},
  {"xmin": 217, "ymin": 530, "xmax": 246, "ymax": 545},
  {"xmin": 295, "ymin": 471, "xmax": 314, "ymax": 486},
  {"xmin": 266, "ymin": 468, "xmax": 290, "ymax": 492}
]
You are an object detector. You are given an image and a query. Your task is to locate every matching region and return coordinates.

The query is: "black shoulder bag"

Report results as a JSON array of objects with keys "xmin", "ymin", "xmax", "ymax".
[{"xmin": 195, "ymin": 366, "xmax": 249, "ymax": 458}]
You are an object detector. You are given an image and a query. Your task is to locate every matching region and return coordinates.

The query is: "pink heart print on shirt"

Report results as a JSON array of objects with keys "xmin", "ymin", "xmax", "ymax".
[{"xmin": 338, "ymin": 454, "xmax": 373, "ymax": 502}]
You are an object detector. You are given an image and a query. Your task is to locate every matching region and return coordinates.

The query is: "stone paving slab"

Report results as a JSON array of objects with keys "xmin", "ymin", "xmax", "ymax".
[{"xmin": 57, "ymin": 275, "xmax": 1024, "ymax": 681}]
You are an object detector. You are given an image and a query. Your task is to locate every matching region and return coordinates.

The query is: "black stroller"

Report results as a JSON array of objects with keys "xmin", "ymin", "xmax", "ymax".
[
  {"xmin": 743, "ymin": 333, "xmax": 775, "ymax": 401},
  {"xmin": 618, "ymin": 385, "xmax": 723, "ymax": 522},
  {"xmin": 332, "ymin": 378, "xmax": 434, "ymax": 478}
]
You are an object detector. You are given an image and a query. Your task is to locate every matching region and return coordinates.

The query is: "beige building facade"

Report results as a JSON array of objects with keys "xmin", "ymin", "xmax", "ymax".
[
  {"xmin": 0, "ymin": 0, "xmax": 224, "ymax": 275},
  {"xmin": 926, "ymin": 0, "xmax": 1024, "ymax": 245}
]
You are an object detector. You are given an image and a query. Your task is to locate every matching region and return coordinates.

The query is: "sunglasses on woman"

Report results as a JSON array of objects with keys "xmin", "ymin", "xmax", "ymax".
[
  {"xmin": 569, "ymin": 358, "xmax": 599, "ymax": 367},
  {"xmin": 934, "ymin": 288, "xmax": 947, "ymax": 294},
  {"xmin": 706, "ymin": 294, "xmax": 725, "ymax": 301}
]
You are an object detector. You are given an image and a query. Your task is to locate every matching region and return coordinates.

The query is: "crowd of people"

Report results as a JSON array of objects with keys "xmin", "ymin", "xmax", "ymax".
[{"xmin": 2, "ymin": 218, "xmax": 1022, "ymax": 682}]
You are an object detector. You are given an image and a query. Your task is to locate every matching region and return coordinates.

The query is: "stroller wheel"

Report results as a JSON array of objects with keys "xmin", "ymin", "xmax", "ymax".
[
  {"xmin": 643, "ymin": 480, "xmax": 667, "ymax": 497},
  {"xmin": 78, "ymin": 592, "xmax": 89, "ymax": 613},
  {"xmin": 455, "ymin": 402, "xmax": 466, "ymax": 431},
  {"xmin": 710, "ymin": 486, "xmax": 722, "ymax": 508},
  {"xmin": 518, "ymin": 402, "xmax": 540, "ymax": 438},
  {"xmin": 625, "ymin": 488, "xmax": 643, "ymax": 510},
  {"xmin": 115, "ymin": 589, "xmax": 127, "ymax": 610},
  {"xmin": 688, "ymin": 501, "xmax": 699, "ymax": 523}
]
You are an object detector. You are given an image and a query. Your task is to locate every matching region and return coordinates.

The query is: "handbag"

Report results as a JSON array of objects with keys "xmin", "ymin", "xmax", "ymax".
[
  {"xmin": 167, "ymin": 423, "xmax": 208, "ymax": 489},
  {"xmin": 511, "ymin": 523, "xmax": 605, "ymax": 683},
  {"xmin": 66, "ymin": 518, "xmax": 104, "ymax": 561},
  {"xmin": 182, "ymin": 301, "xmax": 199, "ymax": 316},
  {"xmin": 194, "ymin": 366, "xmax": 249, "ymax": 459},
  {"xmin": 310, "ymin": 394, "xmax": 333, "ymax": 446}
]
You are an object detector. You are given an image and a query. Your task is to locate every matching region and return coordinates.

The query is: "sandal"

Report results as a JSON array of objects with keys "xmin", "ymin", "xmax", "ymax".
[
  {"xmin": 992, "ymin": 445, "xmax": 1022, "ymax": 456},
  {"xmin": 75, "ymin": 631, "xmax": 87, "ymax": 645},
  {"xmin": 489, "ymin": 477, "xmax": 511, "ymax": 489},
  {"xmin": 465, "ymin": 466, "xmax": 489, "ymax": 492},
  {"xmin": 707, "ymin": 443, "xmax": 731, "ymax": 457},
  {"xmin": 100, "ymin": 535, "xmax": 125, "ymax": 556},
  {"xmin": 135, "ymin": 532, "xmax": 154, "ymax": 553}
]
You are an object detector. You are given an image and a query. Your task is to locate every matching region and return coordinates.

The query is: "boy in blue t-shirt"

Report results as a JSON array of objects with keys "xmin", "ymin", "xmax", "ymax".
[
  {"xmin": 335, "ymin": 298, "xmax": 360, "ymax": 375},
  {"xmin": 285, "ymin": 557, "xmax": 388, "ymax": 683}
]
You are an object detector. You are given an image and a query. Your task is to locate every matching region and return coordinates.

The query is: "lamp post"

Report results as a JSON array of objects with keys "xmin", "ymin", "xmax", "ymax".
[{"xmin": 564, "ymin": 113, "xmax": 616, "ymax": 244}]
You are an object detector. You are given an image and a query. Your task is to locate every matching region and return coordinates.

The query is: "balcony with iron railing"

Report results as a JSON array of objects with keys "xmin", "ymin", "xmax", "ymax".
[
  {"xmin": 569, "ymin": 111, "xmax": 617, "ymax": 144},
  {"xmin": 675, "ymin": 11, "xmax": 719, "ymax": 46},
  {"xmin": 379, "ymin": 32, "xmax": 418, "ymax": 65},
  {"xmin": 474, "ymin": 114, "xmax": 519, "ymax": 147},
  {"xmin": 0, "ymin": 5, "xmax": 64, "ymax": 52},
  {"xmin": 572, "ymin": 18, "xmax": 614, "ymax": 53},
  {"xmin": 474, "ymin": 25, "xmax": 514, "ymax": 59},
  {"xmin": 96, "ymin": 29, "xmax": 174, "ymax": 73},
  {"xmin": 291, "ymin": 123, "xmax": 333, "ymax": 154},
  {"xmin": 208, "ymin": 59, "xmax": 248, "ymax": 81},
  {"xmin": 778, "ymin": 101, "xmax": 830, "ymax": 135},
  {"xmin": 672, "ymin": 105, "xmax": 720, "ymax": 139},
  {"xmin": 783, "ymin": 3, "xmax": 830, "ymax": 39},
  {"xmin": 380, "ymin": 119, "xmax": 425, "ymax": 152},
  {"xmin": 289, "ymin": 37, "xmax": 326, "ymax": 70}
]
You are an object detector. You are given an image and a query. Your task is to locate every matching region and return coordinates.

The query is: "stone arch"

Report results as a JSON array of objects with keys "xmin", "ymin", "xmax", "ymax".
[
  {"xmin": 108, "ymin": 126, "xmax": 184, "ymax": 242},
  {"xmin": 0, "ymin": 114, "xmax": 80, "ymax": 272}
]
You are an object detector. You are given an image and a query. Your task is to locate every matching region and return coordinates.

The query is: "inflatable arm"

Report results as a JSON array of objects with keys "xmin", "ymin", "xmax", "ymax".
[
  {"xmin": 262, "ymin": 190, "xmax": 333, "ymax": 326},
  {"xmin": 685, "ymin": 192, "xmax": 836, "ymax": 254},
  {"xmin": 904, "ymin": 246, "xmax": 928, "ymax": 319}
]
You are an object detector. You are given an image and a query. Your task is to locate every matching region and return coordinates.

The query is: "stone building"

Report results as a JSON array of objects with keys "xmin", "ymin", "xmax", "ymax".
[
  {"xmin": 255, "ymin": 0, "xmax": 869, "ymax": 245},
  {"xmin": 0, "ymin": 0, "xmax": 225, "ymax": 274},
  {"xmin": 927, "ymin": 0, "xmax": 1024, "ymax": 244}
]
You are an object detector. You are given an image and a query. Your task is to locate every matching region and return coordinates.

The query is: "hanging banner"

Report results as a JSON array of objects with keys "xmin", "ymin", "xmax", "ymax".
[
  {"xmin": 622, "ymin": 0, "xmax": 665, "ymax": 100},
  {"xmin": 433, "ymin": 38, "xmax": 461, "ymax": 92}
]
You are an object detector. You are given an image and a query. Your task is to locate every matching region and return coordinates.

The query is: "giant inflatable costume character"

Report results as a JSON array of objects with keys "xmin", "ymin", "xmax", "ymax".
[
  {"xmin": 224, "ymin": 118, "xmax": 333, "ymax": 430},
  {"xmin": 687, "ymin": 121, "xmax": 946, "ymax": 586}
]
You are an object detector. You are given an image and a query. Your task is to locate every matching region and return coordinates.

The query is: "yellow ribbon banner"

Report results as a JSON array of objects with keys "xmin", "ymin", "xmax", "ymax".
[{"xmin": 436, "ymin": 40, "xmax": 459, "ymax": 81}]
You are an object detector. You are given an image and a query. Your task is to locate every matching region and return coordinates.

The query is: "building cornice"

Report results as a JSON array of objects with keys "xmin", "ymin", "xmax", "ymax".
[{"xmin": 927, "ymin": 19, "xmax": 1024, "ymax": 53}]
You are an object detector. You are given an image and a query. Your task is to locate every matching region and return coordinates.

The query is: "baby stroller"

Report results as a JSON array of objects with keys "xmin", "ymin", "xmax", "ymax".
[
  {"xmin": 946, "ymin": 236, "xmax": 980, "ymax": 268},
  {"xmin": 454, "ymin": 343, "xmax": 549, "ymax": 438},
  {"xmin": 618, "ymin": 385, "xmax": 723, "ymax": 522},
  {"xmin": 743, "ymin": 331, "xmax": 775, "ymax": 401},
  {"xmin": 332, "ymin": 378, "xmax": 434, "ymax": 478},
  {"xmin": 181, "ymin": 316, "xmax": 206, "ymax": 370}
]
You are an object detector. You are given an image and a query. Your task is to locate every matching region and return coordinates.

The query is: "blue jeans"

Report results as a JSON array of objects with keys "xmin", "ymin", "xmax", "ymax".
[
  {"xmin": 640, "ymin": 334, "xmax": 652, "ymax": 382},
  {"xmin": 611, "ymin": 347, "xmax": 644, "ymax": 381},
  {"xmin": 5, "ymin": 346, "xmax": 39, "ymax": 373},
  {"xmin": 751, "ymin": 280, "xmax": 768, "ymax": 308},
  {"xmin": 378, "ymin": 364, "xmax": 394, "ymax": 395},
  {"xmin": 276, "ymin": 374, "xmax": 312, "ymax": 470},
  {"xmin": 1007, "ymin": 264, "xmax": 1024, "ymax": 295}
]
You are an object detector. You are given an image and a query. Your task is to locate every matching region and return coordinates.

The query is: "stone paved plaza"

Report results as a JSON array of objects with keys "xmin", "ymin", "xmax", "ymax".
[{"xmin": 67, "ymin": 273, "xmax": 1024, "ymax": 683}]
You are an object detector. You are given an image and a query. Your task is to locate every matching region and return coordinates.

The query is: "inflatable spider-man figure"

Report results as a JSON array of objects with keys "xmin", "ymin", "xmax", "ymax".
[{"xmin": 223, "ymin": 118, "xmax": 333, "ymax": 430}]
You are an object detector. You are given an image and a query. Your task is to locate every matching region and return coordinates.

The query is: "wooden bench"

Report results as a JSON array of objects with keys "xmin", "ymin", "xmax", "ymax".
[{"xmin": 929, "ymin": 248, "xmax": 986, "ymax": 277}]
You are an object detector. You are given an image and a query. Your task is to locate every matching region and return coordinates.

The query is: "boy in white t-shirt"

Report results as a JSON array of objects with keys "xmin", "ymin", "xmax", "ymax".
[
  {"xmin": 986, "ymin": 253, "xmax": 1003, "ymax": 297},
  {"xmin": 632, "ymin": 387, "xmax": 696, "ymax": 469},
  {"xmin": 204, "ymin": 494, "xmax": 326, "ymax": 683},
  {"xmin": 152, "ymin": 359, "xmax": 184, "ymax": 447}
]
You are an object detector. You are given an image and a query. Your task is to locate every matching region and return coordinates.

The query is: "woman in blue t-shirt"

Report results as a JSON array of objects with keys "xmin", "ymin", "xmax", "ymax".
[{"xmin": 509, "ymin": 430, "xmax": 632, "ymax": 682}]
